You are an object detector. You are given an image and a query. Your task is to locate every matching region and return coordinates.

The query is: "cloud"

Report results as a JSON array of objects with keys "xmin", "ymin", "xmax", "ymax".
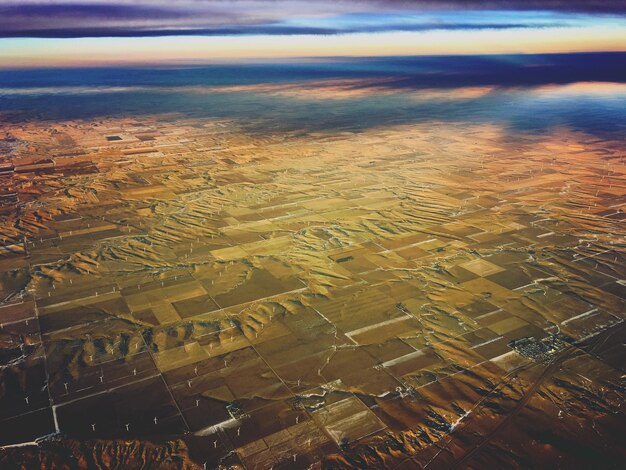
[
  {"xmin": 0, "ymin": 22, "xmax": 567, "ymax": 39},
  {"xmin": 380, "ymin": 0, "xmax": 626, "ymax": 14},
  {"xmin": 0, "ymin": 1, "xmax": 622, "ymax": 38},
  {"xmin": 1, "ymin": 53, "xmax": 625, "ymax": 139},
  {"xmin": 369, "ymin": 1, "xmax": 626, "ymax": 14}
]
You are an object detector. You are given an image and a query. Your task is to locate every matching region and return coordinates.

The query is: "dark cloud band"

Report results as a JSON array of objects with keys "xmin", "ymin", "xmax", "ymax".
[{"xmin": 0, "ymin": 23, "xmax": 567, "ymax": 39}]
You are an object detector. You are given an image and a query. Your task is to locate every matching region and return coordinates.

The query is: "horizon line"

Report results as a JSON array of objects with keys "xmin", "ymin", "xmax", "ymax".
[{"xmin": 2, "ymin": 49, "xmax": 625, "ymax": 71}]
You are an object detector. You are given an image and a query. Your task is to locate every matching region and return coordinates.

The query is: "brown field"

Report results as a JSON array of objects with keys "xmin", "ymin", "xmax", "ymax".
[{"xmin": 0, "ymin": 114, "xmax": 625, "ymax": 469}]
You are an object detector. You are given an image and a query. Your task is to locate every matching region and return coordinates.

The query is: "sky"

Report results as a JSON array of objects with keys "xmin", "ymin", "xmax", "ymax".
[{"xmin": 0, "ymin": 1, "xmax": 625, "ymax": 67}]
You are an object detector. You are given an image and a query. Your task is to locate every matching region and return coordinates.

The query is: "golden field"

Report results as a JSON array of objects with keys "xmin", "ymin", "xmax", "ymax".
[{"xmin": 0, "ymin": 113, "xmax": 624, "ymax": 468}]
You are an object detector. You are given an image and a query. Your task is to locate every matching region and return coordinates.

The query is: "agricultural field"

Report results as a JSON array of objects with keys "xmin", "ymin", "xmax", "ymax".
[{"xmin": 0, "ymin": 108, "xmax": 624, "ymax": 468}]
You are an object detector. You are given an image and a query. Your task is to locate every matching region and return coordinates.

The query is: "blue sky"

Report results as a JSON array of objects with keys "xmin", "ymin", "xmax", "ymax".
[
  {"xmin": 1, "ymin": 2, "xmax": 625, "ymax": 37},
  {"xmin": 0, "ymin": 1, "xmax": 625, "ymax": 66}
]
